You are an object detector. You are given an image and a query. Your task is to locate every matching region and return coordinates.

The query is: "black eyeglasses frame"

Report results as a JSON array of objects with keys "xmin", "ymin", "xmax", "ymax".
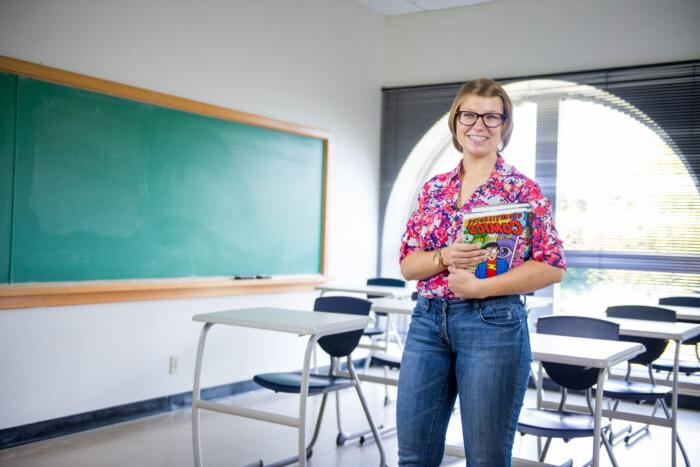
[{"xmin": 455, "ymin": 110, "xmax": 507, "ymax": 128}]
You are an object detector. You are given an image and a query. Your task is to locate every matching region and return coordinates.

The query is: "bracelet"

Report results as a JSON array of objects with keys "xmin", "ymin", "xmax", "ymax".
[{"xmin": 433, "ymin": 249, "xmax": 446, "ymax": 269}]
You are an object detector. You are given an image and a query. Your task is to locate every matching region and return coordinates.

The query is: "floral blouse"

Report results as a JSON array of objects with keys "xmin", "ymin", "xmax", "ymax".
[{"xmin": 400, "ymin": 154, "xmax": 566, "ymax": 299}]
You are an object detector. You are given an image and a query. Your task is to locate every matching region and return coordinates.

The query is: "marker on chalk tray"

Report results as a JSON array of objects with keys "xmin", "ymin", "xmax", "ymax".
[{"xmin": 233, "ymin": 274, "xmax": 271, "ymax": 280}]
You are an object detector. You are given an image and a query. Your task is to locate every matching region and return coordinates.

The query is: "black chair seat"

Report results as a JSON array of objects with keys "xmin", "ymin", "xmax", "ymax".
[
  {"xmin": 253, "ymin": 372, "xmax": 354, "ymax": 394},
  {"xmin": 597, "ymin": 379, "xmax": 671, "ymax": 400},
  {"xmin": 652, "ymin": 358, "xmax": 700, "ymax": 375},
  {"xmin": 362, "ymin": 325, "xmax": 386, "ymax": 337},
  {"xmin": 517, "ymin": 408, "xmax": 607, "ymax": 439},
  {"xmin": 370, "ymin": 351, "xmax": 401, "ymax": 370}
]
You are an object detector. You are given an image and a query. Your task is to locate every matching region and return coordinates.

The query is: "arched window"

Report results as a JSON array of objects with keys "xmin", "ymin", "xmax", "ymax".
[{"xmin": 382, "ymin": 74, "xmax": 700, "ymax": 311}]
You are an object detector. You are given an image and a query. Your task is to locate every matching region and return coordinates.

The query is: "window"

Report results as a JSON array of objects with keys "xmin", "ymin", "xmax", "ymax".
[{"xmin": 380, "ymin": 62, "xmax": 700, "ymax": 308}]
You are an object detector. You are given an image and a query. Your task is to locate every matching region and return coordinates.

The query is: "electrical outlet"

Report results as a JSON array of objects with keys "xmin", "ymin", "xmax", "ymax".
[{"xmin": 169, "ymin": 356, "xmax": 178, "ymax": 375}]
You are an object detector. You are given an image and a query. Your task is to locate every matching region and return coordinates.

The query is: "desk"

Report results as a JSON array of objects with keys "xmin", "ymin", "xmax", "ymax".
[
  {"xmin": 370, "ymin": 297, "xmax": 414, "ymax": 315},
  {"xmin": 604, "ymin": 318, "xmax": 699, "ymax": 467},
  {"xmin": 315, "ymin": 283, "xmax": 412, "ymax": 298},
  {"xmin": 191, "ymin": 307, "xmax": 372, "ymax": 467},
  {"xmin": 609, "ymin": 318, "xmax": 700, "ymax": 342},
  {"xmin": 535, "ymin": 318, "xmax": 700, "ymax": 467},
  {"xmin": 661, "ymin": 305, "xmax": 700, "ymax": 323},
  {"xmin": 529, "ymin": 333, "xmax": 644, "ymax": 467}
]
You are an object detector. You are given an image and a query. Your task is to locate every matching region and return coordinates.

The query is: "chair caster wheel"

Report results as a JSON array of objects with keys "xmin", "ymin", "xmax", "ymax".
[
  {"xmin": 306, "ymin": 448, "xmax": 313, "ymax": 460},
  {"xmin": 359, "ymin": 435, "xmax": 365, "ymax": 445},
  {"xmin": 336, "ymin": 433, "xmax": 346, "ymax": 446}
]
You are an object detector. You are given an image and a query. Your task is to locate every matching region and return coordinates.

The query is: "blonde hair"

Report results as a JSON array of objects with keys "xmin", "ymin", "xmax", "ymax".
[{"xmin": 448, "ymin": 78, "xmax": 514, "ymax": 153}]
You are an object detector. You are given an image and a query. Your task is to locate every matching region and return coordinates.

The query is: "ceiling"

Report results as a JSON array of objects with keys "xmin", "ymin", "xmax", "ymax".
[{"xmin": 353, "ymin": 0, "xmax": 499, "ymax": 16}]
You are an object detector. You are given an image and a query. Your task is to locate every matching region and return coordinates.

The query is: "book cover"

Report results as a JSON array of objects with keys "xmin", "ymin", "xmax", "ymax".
[{"xmin": 461, "ymin": 203, "xmax": 532, "ymax": 279}]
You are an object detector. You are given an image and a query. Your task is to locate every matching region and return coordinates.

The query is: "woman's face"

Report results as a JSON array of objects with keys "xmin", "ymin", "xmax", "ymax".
[{"xmin": 455, "ymin": 94, "xmax": 504, "ymax": 159}]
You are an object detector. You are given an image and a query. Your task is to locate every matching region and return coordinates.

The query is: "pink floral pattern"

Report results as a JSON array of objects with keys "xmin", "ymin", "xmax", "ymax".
[{"xmin": 400, "ymin": 154, "xmax": 566, "ymax": 299}]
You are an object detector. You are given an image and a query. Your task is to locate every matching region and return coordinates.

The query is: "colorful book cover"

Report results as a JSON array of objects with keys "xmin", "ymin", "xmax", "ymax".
[{"xmin": 461, "ymin": 203, "xmax": 532, "ymax": 279}]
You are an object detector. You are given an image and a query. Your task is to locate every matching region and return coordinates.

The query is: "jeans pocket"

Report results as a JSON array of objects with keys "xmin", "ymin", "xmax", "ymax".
[{"xmin": 479, "ymin": 304, "xmax": 522, "ymax": 327}]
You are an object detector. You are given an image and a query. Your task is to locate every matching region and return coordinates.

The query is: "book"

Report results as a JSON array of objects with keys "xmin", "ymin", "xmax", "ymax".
[{"xmin": 461, "ymin": 203, "xmax": 532, "ymax": 279}]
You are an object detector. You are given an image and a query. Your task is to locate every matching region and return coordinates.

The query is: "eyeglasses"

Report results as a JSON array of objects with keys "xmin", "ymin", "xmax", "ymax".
[{"xmin": 456, "ymin": 110, "xmax": 506, "ymax": 128}]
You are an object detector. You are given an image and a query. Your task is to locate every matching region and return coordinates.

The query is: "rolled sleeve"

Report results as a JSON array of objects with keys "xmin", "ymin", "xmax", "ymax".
[
  {"xmin": 399, "ymin": 184, "xmax": 430, "ymax": 263},
  {"xmin": 523, "ymin": 185, "xmax": 566, "ymax": 269},
  {"xmin": 399, "ymin": 208, "xmax": 423, "ymax": 262}
]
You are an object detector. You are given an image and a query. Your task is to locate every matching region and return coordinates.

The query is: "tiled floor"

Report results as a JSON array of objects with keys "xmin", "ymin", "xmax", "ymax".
[{"xmin": 2, "ymin": 381, "xmax": 699, "ymax": 467}]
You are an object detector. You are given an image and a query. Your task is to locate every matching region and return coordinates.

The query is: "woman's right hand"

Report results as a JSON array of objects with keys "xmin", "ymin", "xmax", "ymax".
[{"xmin": 442, "ymin": 239, "xmax": 486, "ymax": 269}]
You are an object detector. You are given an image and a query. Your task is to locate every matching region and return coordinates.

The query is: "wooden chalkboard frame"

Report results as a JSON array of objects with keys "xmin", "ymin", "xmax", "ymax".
[{"xmin": 0, "ymin": 55, "xmax": 329, "ymax": 309}]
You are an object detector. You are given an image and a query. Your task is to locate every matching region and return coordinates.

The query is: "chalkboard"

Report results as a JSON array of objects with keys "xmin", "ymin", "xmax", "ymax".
[
  {"xmin": 0, "ymin": 73, "xmax": 15, "ymax": 284},
  {"xmin": 2, "ymin": 72, "xmax": 326, "ymax": 283}
]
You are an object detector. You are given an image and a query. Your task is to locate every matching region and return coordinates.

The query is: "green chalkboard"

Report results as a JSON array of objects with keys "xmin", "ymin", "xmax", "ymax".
[
  {"xmin": 7, "ymin": 76, "xmax": 325, "ymax": 283},
  {"xmin": 0, "ymin": 73, "xmax": 15, "ymax": 283}
]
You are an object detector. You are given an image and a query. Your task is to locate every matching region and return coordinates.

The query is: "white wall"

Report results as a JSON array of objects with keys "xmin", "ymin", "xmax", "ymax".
[
  {"xmin": 0, "ymin": 0, "xmax": 384, "ymax": 429},
  {"xmin": 3, "ymin": 0, "xmax": 700, "ymax": 431},
  {"xmin": 384, "ymin": 0, "xmax": 700, "ymax": 87}
]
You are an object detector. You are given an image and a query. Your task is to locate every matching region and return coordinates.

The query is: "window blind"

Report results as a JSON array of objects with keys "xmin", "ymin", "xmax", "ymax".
[{"xmin": 380, "ymin": 61, "xmax": 699, "ymax": 295}]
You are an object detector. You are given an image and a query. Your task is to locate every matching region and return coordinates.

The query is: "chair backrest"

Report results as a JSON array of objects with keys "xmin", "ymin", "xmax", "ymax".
[
  {"xmin": 366, "ymin": 277, "xmax": 405, "ymax": 300},
  {"xmin": 367, "ymin": 277, "xmax": 406, "ymax": 288},
  {"xmin": 659, "ymin": 297, "xmax": 700, "ymax": 345},
  {"xmin": 536, "ymin": 316, "xmax": 619, "ymax": 390},
  {"xmin": 659, "ymin": 296, "xmax": 700, "ymax": 308},
  {"xmin": 314, "ymin": 296, "xmax": 372, "ymax": 358},
  {"xmin": 605, "ymin": 305, "xmax": 675, "ymax": 365},
  {"xmin": 606, "ymin": 305, "xmax": 676, "ymax": 322}
]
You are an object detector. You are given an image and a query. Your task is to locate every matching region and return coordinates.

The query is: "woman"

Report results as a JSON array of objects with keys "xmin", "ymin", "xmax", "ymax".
[{"xmin": 397, "ymin": 78, "xmax": 566, "ymax": 466}]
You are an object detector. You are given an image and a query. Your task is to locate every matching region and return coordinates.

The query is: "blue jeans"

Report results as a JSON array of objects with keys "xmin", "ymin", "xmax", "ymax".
[{"xmin": 396, "ymin": 295, "xmax": 532, "ymax": 467}]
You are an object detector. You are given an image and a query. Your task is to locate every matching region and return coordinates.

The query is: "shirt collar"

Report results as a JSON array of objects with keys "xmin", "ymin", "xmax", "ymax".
[{"xmin": 449, "ymin": 153, "xmax": 506, "ymax": 183}]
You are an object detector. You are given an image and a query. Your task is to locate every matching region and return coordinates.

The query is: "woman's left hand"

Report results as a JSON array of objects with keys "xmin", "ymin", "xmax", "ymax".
[{"xmin": 447, "ymin": 266, "xmax": 484, "ymax": 299}]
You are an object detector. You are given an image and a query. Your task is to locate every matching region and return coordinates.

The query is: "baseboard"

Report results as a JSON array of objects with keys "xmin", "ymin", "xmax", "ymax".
[
  {"xmin": 0, "ymin": 379, "xmax": 257, "ymax": 450},
  {"xmin": 0, "ymin": 357, "xmax": 368, "ymax": 450},
  {"xmin": 7, "ymin": 359, "xmax": 695, "ymax": 451}
]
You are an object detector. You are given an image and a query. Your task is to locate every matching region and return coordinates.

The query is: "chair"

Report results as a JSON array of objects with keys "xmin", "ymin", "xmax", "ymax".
[
  {"xmin": 651, "ymin": 297, "xmax": 700, "ymax": 376},
  {"xmin": 602, "ymin": 305, "xmax": 690, "ymax": 465},
  {"xmin": 363, "ymin": 278, "xmax": 406, "ymax": 338},
  {"xmin": 517, "ymin": 316, "xmax": 620, "ymax": 466},
  {"xmin": 364, "ymin": 277, "xmax": 406, "ymax": 404},
  {"xmin": 336, "ymin": 278, "xmax": 406, "ymax": 446},
  {"xmin": 252, "ymin": 296, "xmax": 386, "ymax": 466}
]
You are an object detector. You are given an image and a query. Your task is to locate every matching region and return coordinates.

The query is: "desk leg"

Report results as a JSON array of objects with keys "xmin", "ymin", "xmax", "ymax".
[
  {"xmin": 192, "ymin": 323, "xmax": 213, "ymax": 467},
  {"xmin": 534, "ymin": 362, "xmax": 544, "ymax": 458},
  {"xmin": 313, "ymin": 288, "xmax": 323, "ymax": 372},
  {"xmin": 671, "ymin": 340, "xmax": 680, "ymax": 467},
  {"xmin": 593, "ymin": 368, "xmax": 608, "ymax": 467},
  {"xmin": 536, "ymin": 362, "xmax": 543, "ymax": 408},
  {"xmin": 299, "ymin": 334, "xmax": 320, "ymax": 467}
]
